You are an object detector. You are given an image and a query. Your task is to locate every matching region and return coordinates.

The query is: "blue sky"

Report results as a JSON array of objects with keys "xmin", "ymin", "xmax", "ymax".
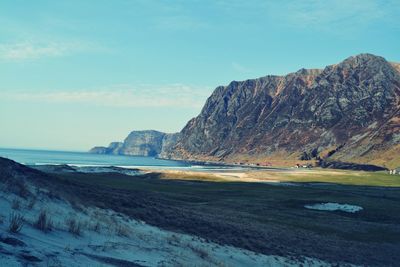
[{"xmin": 0, "ymin": 0, "xmax": 399, "ymax": 151}]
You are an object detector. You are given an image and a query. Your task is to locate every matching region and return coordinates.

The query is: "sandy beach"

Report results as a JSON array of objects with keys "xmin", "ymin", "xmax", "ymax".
[{"xmin": 139, "ymin": 167, "xmax": 400, "ymax": 187}]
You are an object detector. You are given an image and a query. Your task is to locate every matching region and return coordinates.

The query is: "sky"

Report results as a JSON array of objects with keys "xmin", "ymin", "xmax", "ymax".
[{"xmin": 0, "ymin": 0, "xmax": 399, "ymax": 151}]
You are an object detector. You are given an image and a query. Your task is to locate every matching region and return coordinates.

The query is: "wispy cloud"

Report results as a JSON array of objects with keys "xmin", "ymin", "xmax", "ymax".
[
  {"xmin": 231, "ymin": 62, "xmax": 252, "ymax": 74},
  {"xmin": 2, "ymin": 84, "xmax": 213, "ymax": 108},
  {"xmin": 265, "ymin": 0, "xmax": 400, "ymax": 34},
  {"xmin": 152, "ymin": 15, "xmax": 209, "ymax": 31},
  {"xmin": 0, "ymin": 40, "xmax": 103, "ymax": 61}
]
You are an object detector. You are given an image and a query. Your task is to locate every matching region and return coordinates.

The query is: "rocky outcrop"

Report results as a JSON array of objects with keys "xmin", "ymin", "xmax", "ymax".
[
  {"xmin": 89, "ymin": 142, "xmax": 123, "ymax": 155},
  {"xmin": 90, "ymin": 131, "xmax": 179, "ymax": 157},
  {"xmin": 169, "ymin": 54, "xmax": 400, "ymax": 168},
  {"xmin": 159, "ymin": 133, "xmax": 180, "ymax": 159},
  {"xmin": 121, "ymin": 130, "xmax": 165, "ymax": 157}
]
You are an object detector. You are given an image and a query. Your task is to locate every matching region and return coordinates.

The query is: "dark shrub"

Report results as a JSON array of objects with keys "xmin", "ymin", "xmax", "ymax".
[
  {"xmin": 35, "ymin": 210, "xmax": 53, "ymax": 232},
  {"xmin": 8, "ymin": 212, "xmax": 24, "ymax": 233},
  {"xmin": 66, "ymin": 217, "xmax": 82, "ymax": 236}
]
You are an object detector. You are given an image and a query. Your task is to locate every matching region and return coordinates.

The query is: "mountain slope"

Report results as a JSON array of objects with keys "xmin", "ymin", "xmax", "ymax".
[{"xmin": 169, "ymin": 54, "xmax": 400, "ymax": 168}]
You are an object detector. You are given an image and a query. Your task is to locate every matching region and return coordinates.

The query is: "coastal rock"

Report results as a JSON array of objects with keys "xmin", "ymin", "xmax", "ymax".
[
  {"xmin": 122, "ymin": 130, "xmax": 165, "ymax": 157},
  {"xmin": 88, "ymin": 146, "xmax": 108, "ymax": 154},
  {"xmin": 89, "ymin": 142, "xmax": 123, "ymax": 155},
  {"xmin": 159, "ymin": 133, "xmax": 181, "ymax": 159},
  {"xmin": 90, "ymin": 131, "xmax": 179, "ymax": 157},
  {"xmin": 169, "ymin": 54, "xmax": 400, "ymax": 168}
]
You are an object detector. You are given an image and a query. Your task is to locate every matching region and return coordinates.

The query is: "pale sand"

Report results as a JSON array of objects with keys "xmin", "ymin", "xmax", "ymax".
[
  {"xmin": 139, "ymin": 168, "xmax": 365, "ymax": 184},
  {"xmin": 140, "ymin": 168, "xmax": 294, "ymax": 183},
  {"xmin": 141, "ymin": 169, "xmax": 250, "ymax": 181}
]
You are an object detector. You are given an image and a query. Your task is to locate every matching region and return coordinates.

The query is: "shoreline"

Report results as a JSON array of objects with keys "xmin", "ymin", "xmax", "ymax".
[
  {"xmin": 1, "ymin": 146, "xmax": 389, "ymax": 173},
  {"xmin": 26, "ymin": 160, "xmax": 400, "ymax": 187},
  {"xmin": 137, "ymin": 167, "xmax": 400, "ymax": 187}
]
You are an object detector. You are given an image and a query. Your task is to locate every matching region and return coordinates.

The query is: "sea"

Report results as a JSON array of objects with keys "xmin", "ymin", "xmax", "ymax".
[{"xmin": 0, "ymin": 148, "xmax": 246, "ymax": 172}]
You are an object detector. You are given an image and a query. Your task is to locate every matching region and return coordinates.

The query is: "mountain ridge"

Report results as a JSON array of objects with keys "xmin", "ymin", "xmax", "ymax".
[
  {"xmin": 91, "ymin": 54, "xmax": 400, "ymax": 168},
  {"xmin": 169, "ymin": 53, "xmax": 400, "ymax": 168}
]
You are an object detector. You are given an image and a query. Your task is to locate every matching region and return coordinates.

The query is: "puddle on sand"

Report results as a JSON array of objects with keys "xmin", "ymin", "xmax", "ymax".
[{"xmin": 305, "ymin": 203, "xmax": 363, "ymax": 213}]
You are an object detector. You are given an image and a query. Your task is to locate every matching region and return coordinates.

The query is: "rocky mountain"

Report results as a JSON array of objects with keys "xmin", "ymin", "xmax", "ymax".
[
  {"xmin": 90, "ymin": 142, "xmax": 124, "ymax": 155},
  {"xmin": 168, "ymin": 54, "xmax": 400, "ymax": 168},
  {"xmin": 90, "ymin": 130, "xmax": 179, "ymax": 157}
]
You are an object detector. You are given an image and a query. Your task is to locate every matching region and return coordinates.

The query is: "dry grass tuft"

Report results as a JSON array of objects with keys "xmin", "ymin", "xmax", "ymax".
[
  {"xmin": 115, "ymin": 224, "xmax": 131, "ymax": 237},
  {"xmin": 8, "ymin": 212, "xmax": 24, "ymax": 233},
  {"xmin": 188, "ymin": 243, "xmax": 210, "ymax": 260},
  {"xmin": 35, "ymin": 210, "xmax": 53, "ymax": 232},
  {"xmin": 66, "ymin": 217, "xmax": 82, "ymax": 236}
]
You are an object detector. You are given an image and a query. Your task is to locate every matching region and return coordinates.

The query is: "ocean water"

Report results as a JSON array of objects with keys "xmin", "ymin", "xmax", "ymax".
[
  {"xmin": 0, "ymin": 148, "xmax": 248, "ymax": 172},
  {"xmin": 0, "ymin": 148, "xmax": 189, "ymax": 169}
]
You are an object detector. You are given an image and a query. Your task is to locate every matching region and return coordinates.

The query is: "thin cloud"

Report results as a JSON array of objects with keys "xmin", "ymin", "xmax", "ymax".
[
  {"xmin": 232, "ymin": 62, "xmax": 252, "ymax": 74},
  {"xmin": 152, "ymin": 15, "xmax": 210, "ymax": 31},
  {"xmin": 2, "ymin": 84, "xmax": 213, "ymax": 108},
  {"xmin": 0, "ymin": 41, "xmax": 103, "ymax": 61},
  {"xmin": 265, "ymin": 0, "xmax": 400, "ymax": 34}
]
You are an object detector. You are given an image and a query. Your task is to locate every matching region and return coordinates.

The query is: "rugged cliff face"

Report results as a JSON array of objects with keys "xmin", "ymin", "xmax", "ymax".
[
  {"xmin": 170, "ymin": 54, "xmax": 400, "ymax": 168},
  {"xmin": 89, "ymin": 54, "xmax": 399, "ymax": 168},
  {"xmin": 159, "ymin": 132, "xmax": 181, "ymax": 159},
  {"xmin": 90, "ymin": 131, "xmax": 179, "ymax": 157},
  {"xmin": 90, "ymin": 142, "xmax": 124, "ymax": 155}
]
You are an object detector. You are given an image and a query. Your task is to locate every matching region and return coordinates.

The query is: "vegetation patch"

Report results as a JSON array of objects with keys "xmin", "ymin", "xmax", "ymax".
[
  {"xmin": 35, "ymin": 210, "xmax": 53, "ymax": 232},
  {"xmin": 8, "ymin": 212, "xmax": 24, "ymax": 233},
  {"xmin": 47, "ymin": 171, "xmax": 400, "ymax": 266},
  {"xmin": 66, "ymin": 216, "xmax": 82, "ymax": 236}
]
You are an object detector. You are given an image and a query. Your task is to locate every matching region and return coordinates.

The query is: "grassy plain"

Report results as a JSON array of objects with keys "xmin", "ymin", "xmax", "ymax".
[
  {"xmin": 146, "ymin": 168, "xmax": 400, "ymax": 187},
  {"xmin": 49, "ymin": 168, "xmax": 400, "ymax": 266}
]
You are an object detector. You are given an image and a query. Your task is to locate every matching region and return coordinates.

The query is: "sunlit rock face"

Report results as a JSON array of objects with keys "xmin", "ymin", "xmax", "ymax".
[
  {"xmin": 170, "ymin": 54, "xmax": 400, "ymax": 167},
  {"xmin": 90, "ymin": 131, "xmax": 180, "ymax": 157}
]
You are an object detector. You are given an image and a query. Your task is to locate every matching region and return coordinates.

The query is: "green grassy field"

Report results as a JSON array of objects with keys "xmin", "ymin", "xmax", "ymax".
[
  {"xmin": 245, "ymin": 169, "xmax": 400, "ymax": 187},
  {"xmin": 146, "ymin": 168, "xmax": 400, "ymax": 187},
  {"xmin": 49, "ymin": 170, "xmax": 400, "ymax": 266}
]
